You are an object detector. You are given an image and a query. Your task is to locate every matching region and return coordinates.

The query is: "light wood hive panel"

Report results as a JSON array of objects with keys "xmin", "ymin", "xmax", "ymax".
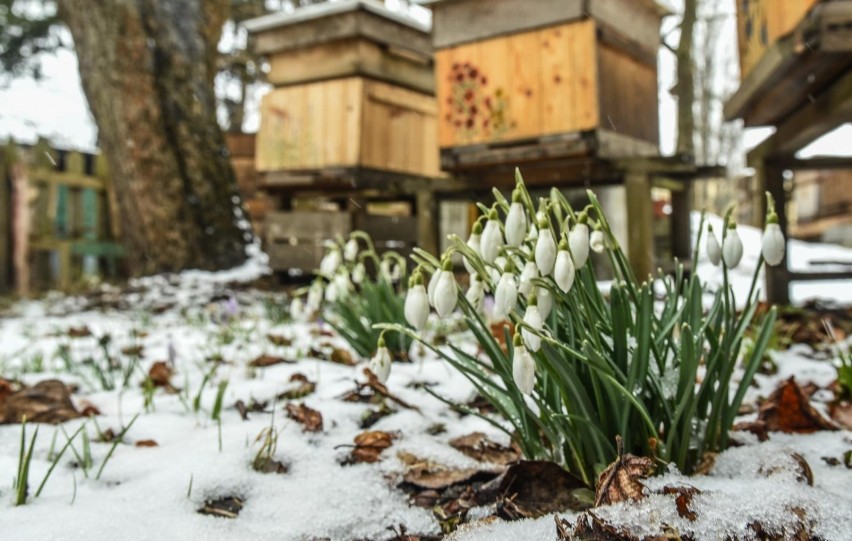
[{"xmin": 737, "ymin": 0, "xmax": 820, "ymax": 79}]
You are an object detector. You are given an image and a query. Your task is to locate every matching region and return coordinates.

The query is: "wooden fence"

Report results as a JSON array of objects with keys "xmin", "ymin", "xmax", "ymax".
[{"xmin": 0, "ymin": 139, "xmax": 124, "ymax": 295}]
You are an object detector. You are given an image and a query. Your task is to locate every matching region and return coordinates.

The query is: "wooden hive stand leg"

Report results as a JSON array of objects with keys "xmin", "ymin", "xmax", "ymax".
[{"xmin": 625, "ymin": 170, "xmax": 654, "ymax": 281}]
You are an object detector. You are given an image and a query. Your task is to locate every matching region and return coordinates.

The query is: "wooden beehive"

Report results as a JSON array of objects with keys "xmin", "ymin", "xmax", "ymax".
[
  {"xmin": 423, "ymin": 0, "xmax": 666, "ymax": 169},
  {"xmin": 245, "ymin": 0, "xmax": 442, "ymax": 180},
  {"xmin": 737, "ymin": 0, "xmax": 820, "ymax": 79}
]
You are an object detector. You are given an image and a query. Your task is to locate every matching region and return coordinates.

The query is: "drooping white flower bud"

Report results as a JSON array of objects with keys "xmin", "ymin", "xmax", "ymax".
[
  {"xmin": 433, "ymin": 261, "xmax": 458, "ymax": 317},
  {"xmin": 334, "ymin": 270, "xmax": 352, "ymax": 294},
  {"xmin": 762, "ymin": 223, "xmax": 785, "ymax": 266},
  {"xmin": 289, "ymin": 297, "xmax": 304, "ymax": 322},
  {"xmin": 706, "ymin": 225, "xmax": 722, "ymax": 266},
  {"xmin": 324, "ymin": 281, "xmax": 338, "ymax": 303},
  {"xmin": 535, "ymin": 222, "xmax": 557, "ymax": 276},
  {"xmin": 352, "ymin": 262, "xmax": 366, "ymax": 285},
  {"xmin": 590, "ymin": 228, "xmax": 605, "ymax": 253},
  {"xmin": 522, "ymin": 298, "xmax": 544, "ymax": 352},
  {"xmin": 722, "ymin": 224, "xmax": 744, "ymax": 269},
  {"xmin": 404, "ymin": 274, "xmax": 430, "ymax": 331},
  {"xmin": 512, "ymin": 335, "xmax": 535, "ymax": 395},
  {"xmin": 537, "ymin": 287, "xmax": 553, "ymax": 319},
  {"xmin": 568, "ymin": 216, "xmax": 590, "ymax": 269},
  {"xmin": 493, "ymin": 270, "xmax": 518, "ymax": 320},
  {"xmin": 554, "ymin": 242, "xmax": 576, "ymax": 293},
  {"xmin": 480, "ymin": 210, "xmax": 504, "ymax": 263},
  {"xmin": 518, "ymin": 261, "xmax": 538, "ymax": 296},
  {"xmin": 343, "ymin": 238, "xmax": 359, "ymax": 262},
  {"xmin": 463, "ymin": 222, "xmax": 483, "ymax": 274},
  {"xmin": 379, "ymin": 258, "xmax": 393, "ymax": 282},
  {"xmin": 466, "ymin": 275, "xmax": 485, "ymax": 313},
  {"xmin": 427, "ymin": 269, "xmax": 442, "ymax": 307},
  {"xmin": 504, "ymin": 193, "xmax": 527, "ymax": 247},
  {"xmin": 319, "ymin": 248, "xmax": 341, "ymax": 276},
  {"xmin": 307, "ymin": 282, "xmax": 323, "ymax": 310},
  {"xmin": 369, "ymin": 337, "xmax": 392, "ymax": 383}
]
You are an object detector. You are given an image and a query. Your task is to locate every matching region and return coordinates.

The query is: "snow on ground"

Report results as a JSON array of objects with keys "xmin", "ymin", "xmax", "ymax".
[{"xmin": 1, "ymin": 235, "xmax": 851, "ymax": 540}]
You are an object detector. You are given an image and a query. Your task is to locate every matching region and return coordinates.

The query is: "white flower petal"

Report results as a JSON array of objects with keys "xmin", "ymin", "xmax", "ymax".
[
  {"xmin": 522, "ymin": 305, "xmax": 544, "ymax": 352},
  {"xmin": 554, "ymin": 250, "xmax": 576, "ymax": 293},
  {"xmin": 504, "ymin": 202, "xmax": 527, "ymax": 247},
  {"xmin": 433, "ymin": 271, "xmax": 458, "ymax": 317},
  {"xmin": 493, "ymin": 272, "xmax": 518, "ymax": 320},
  {"xmin": 535, "ymin": 227, "xmax": 557, "ymax": 275},
  {"xmin": 568, "ymin": 223, "xmax": 590, "ymax": 269},
  {"xmin": 404, "ymin": 284, "xmax": 430, "ymax": 330},
  {"xmin": 761, "ymin": 223, "xmax": 785, "ymax": 266},
  {"xmin": 722, "ymin": 228, "xmax": 744, "ymax": 268},
  {"xmin": 370, "ymin": 346, "xmax": 392, "ymax": 383},
  {"xmin": 512, "ymin": 345, "xmax": 536, "ymax": 395}
]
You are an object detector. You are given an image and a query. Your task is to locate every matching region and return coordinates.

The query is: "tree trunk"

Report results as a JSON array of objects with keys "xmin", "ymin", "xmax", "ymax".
[
  {"xmin": 58, "ymin": 0, "xmax": 250, "ymax": 275},
  {"xmin": 676, "ymin": 0, "xmax": 698, "ymax": 157}
]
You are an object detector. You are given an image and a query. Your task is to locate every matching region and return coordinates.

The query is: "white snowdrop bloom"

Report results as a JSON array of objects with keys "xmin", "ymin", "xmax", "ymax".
[
  {"xmin": 762, "ymin": 222, "xmax": 785, "ymax": 266},
  {"xmin": 535, "ymin": 225, "xmax": 557, "ymax": 275},
  {"xmin": 307, "ymin": 282, "xmax": 323, "ymax": 309},
  {"xmin": 480, "ymin": 215, "xmax": 504, "ymax": 263},
  {"xmin": 433, "ymin": 268, "xmax": 458, "ymax": 317},
  {"xmin": 537, "ymin": 287, "xmax": 553, "ymax": 319},
  {"xmin": 369, "ymin": 341, "xmax": 392, "ymax": 383},
  {"xmin": 319, "ymin": 248, "xmax": 341, "ymax": 276},
  {"xmin": 504, "ymin": 200, "xmax": 527, "ymax": 247},
  {"xmin": 493, "ymin": 272, "xmax": 518, "ymax": 320},
  {"xmin": 706, "ymin": 226, "xmax": 722, "ymax": 266},
  {"xmin": 404, "ymin": 283, "xmax": 430, "ymax": 331},
  {"xmin": 289, "ymin": 297, "xmax": 304, "ymax": 322},
  {"xmin": 466, "ymin": 276, "xmax": 485, "ymax": 313},
  {"xmin": 379, "ymin": 259, "xmax": 393, "ymax": 281},
  {"xmin": 590, "ymin": 229, "xmax": 605, "ymax": 254},
  {"xmin": 351, "ymin": 262, "xmax": 366, "ymax": 285},
  {"xmin": 390, "ymin": 262, "xmax": 402, "ymax": 282},
  {"xmin": 494, "ymin": 256, "xmax": 507, "ymax": 272},
  {"xmin": 334, "ymin": 271, "xmax": 351, "ymax": 293},
  {"xmin": 463, "ymin": 223, "xmax": 482, "ymax": 274},
  {"xmin": 522, "ymin": 303, "xmax": 544, "ymax": 352},
  {"xmin": 569, "ymin": 222, "xmax": 590, "ymax": 269},
  {"xmin": 343, "ymin": 238, "xmax": 359, "ymax": 262},
  {"xmin": 722, "ymin": 226, "xmax": 744, "ymax": 268},
  {"xmin": 512, "ymin": 341, "xmax": 536, "ymax": 395},
  {"xmin": 324, "ymin": 281, "xmax": 338, "ymax": 303},
  {"xmin": 527, "ymin": 223, "xmax": 538, "ymax": 241},
  {"xmin": 554, "ymin": 248, "xmax": 576, "ymax": 293},
  {"xmin": 518, "ymin": 261, "xmax": 538, "ymax": 296},
  {"xmin": 427, "ymin": 270, "xmax": 442, "ymax": 307}
]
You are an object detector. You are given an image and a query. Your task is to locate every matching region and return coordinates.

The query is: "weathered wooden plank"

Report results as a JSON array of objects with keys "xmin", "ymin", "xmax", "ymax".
[
  {"xmin": 0, "ymin": 143, "xmax": 10, "ymax": 293},
  {"xmin": 625, "ymin": 171, "xmax": 654, "ymax": 281},
  {"xmin": 737, "ymin": 0, "xmax": 821, "ymax": 78},
  {"xmin": 28, "ymin": 169, "xmax": 106, "ymax": 191},
  {"xmin": 589, "ymin": 0, "xmax": 662, "ymax": 54},
  {"xmin": 266, "ymin": 210, "xmax": 351, "ymax": 241}
]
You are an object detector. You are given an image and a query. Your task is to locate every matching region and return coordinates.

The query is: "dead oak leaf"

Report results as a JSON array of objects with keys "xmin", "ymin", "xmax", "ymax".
[
  {"xmin": 68, "ymin": 326, "xmax": 92, "ymax": 338},
  {"xmin": 348, "ymin": 430, "xmax": 396, "ymax": 464},
  {"xmin": 1, "ymin": 380, "xmax": 80, "ymax": 424},
  {"xmin": 594, "ymin": 437, "xmax": 655, "ymax": 507},
  {"xmin": 758, "ymin": 377, "xmax": 837, "ymax": 433},
  {"xmin": 249, "ymin": 354, "xmax": 294, "ymax": 368},
  {"xmin": 397, "ymin": 451, "xmax": 501, "ymax": 491},
  {"xmin": 148, "ymin": 361, "xmax": 173, "ymax": 387},
  {"xmin": 277, "ymin": 373, "xmax": 316, "ymax": 400},
  {"xmin": 661, "ymin": 485, "xmax": 701, "ymax": 521},
  {"xmin": 449, "ymin": 432, "xmax": 520, "ymax": 465},
  {"xmin": 285, "ymin": 403, "xmax": 323, "ymax": 432}
]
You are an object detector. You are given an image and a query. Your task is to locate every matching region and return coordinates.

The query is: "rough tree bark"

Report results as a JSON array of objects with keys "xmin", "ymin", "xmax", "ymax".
[
  {"xmin": 57, "ymin": 0, "xmax": 250, "ymax": 274},
  {"xmin": 676, "ymin": 0, "xmax": 698, "ymax": 157}
]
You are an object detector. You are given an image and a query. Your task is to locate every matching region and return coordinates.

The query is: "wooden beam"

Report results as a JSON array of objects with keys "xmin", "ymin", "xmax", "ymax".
[
  {"xmin": 669, "ymin": 180, "xmax": 692, "ymax": 262},
  {"xmin": 624, "ymin": 171, "xmax": 654, "ymax": 281},
  {"xmin": 0, "ymin": 142, "xmax": 9, "ymax": 293},
  {"xmin": 29, "ymin": 169, "xmax": 106, "ymax": 191},
  {"xmin": 415, "ymin": 190, "xmax": 439, "ymax": 256},
  {"xmin": 773, "ymin": 155, "xmax": 852, "ymax": 170}
]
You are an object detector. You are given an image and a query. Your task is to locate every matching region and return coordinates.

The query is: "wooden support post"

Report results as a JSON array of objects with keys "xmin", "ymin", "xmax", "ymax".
[
  {"xmin": 416, "ymin": 190, "xmax": 439, "ymax": 257},
  {"xmin": 761, "ymin": 161, "xmax": 791, "ymax": 305},
  {"xmin": 625, "ymin": 171, "xmax": 654, "ymax": 281},
  {"xmin": 0, "ymin": 141, "xmax": 9, "ymax": 294},
  {"xmin": 669, "ymin": 180, "xmax": 693, "ymax": 264},
  {"xmin": 7, "ymin": 144, "xmax": 30, "ymax": 297}
]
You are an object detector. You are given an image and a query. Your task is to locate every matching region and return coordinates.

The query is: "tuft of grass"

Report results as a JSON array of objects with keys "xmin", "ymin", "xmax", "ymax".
[{"xmin": 14, "ymin": 417, "xmax": 39, "ymax": 506}]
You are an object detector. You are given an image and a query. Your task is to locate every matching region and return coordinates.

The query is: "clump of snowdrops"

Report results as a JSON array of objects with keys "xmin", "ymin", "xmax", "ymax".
[
  {"xmin": 291, "ymin": 231, "xmax": 411, "ymax": 361},
  {"xmin": 377, "ymin": 170, "xmax": 781, "ymax": 486}
]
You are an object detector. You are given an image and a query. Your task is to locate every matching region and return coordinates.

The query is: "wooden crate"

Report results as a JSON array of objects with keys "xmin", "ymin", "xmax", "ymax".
[
  {"xmin": 265, "ymin": 211, "xmax": 352, "ymax": 272},
  {"xmin": 426, "ymin": 0, "xmax": 664, "ymax": 159},
  {"xmin": 737, "ymin": 0, "xmax": 821, "ymax": 79},
  {"xmin": 256, "ymin": 77, "xmax": 441, "ymax": 177}
]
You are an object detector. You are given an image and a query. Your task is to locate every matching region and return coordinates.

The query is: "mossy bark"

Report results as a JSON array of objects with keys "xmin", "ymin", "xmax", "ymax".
[{"xmin": 58, "ymin": 0, "xmax": 249, "ymax": 274}]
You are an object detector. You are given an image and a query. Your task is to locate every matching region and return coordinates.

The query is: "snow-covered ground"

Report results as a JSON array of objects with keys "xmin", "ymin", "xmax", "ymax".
[{"xmin": 1, "ymin": 221, "xmax": 851, "ymax": 540}]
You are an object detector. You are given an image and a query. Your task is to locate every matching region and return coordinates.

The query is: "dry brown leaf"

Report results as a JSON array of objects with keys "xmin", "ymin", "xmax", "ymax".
[
  {"xmin": 121, "ymin": 345, "xmax": 144, "ymax": 357},
  {"xmin": 362, "ymin": 368, "xmax": 421, "ymax": 412},
  {"xmin": 266, "ymin": 334, "xmax": 292, "ymax": 347},
  {"xmin": 398, "ymin": 451, "xmax": 501, "ymax": 491},
  {"xmin": 594, "ymin": 437, "xmax": 655, "ymax": 507},
  {"xmin": 330, "ymin": 347, "xmax": 357, "ymax": 366},
  {"xmin": 661, "ymin": 485, "xmax": 701, "ymax": 521},
  {"xmin": 68, "ymin": 326, "xmax": 92, "ymax": 338},
  {"xmin": 277, "ymin": 373, "xmax": 315, "ymax": 400},
  {"xmin": 350, "ymin": 430, "xmax": 396, "ymax": 464},
  {"xmin": 249, "ymin": 354, "xmax": 294, "ymax": 368},
  {"xmin": 1, "ymin": 380, "xmax": 80, "ymax": 424},
  {"xmin": 829, "ymin": 400, "xmax": 852, "ymax": 430},
  {"xmin": 449, "ymin": 432, "xmax": 520, "ymax": 465},
  {"xmin": 197, "ymin": 496, "xmax": 244, "ymax": 519},
  {"xmin": 758, "ymin": 377, "xmax": 837, "ymax": 433},
  {"xmin": 148, "ymin": 361, "xmax": 173, "ymax": 387},
  {"xmin": 285, "ymin": 403, "xmax": 323, "ymax": 432},
  {"xmin": 135, "ymin": 439, "xmax": 159, "ymax": 447},
  {"xmin": 494, "ymin": 461, "xmax": 592, "ymax": 520}
]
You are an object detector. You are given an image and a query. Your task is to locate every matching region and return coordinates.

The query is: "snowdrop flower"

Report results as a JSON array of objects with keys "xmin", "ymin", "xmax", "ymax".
[
  {"xmin": 554, "ymin": 240, "xmax": 576, "ymax": 293},
  {"xmin": 320, "ymin": 247, "xmax": 341, "ymax": 276},
  {"xmin": 722, "ymin": 223, "xmax": 744, "ymax": 269},
  {"xmin": 404, "ymin": 273, "xmax": 430, "ymax": 331},
  {"xmin": 463, "ymin": 221, "xmax": 483, "ymax": 274},
  {"xmin": 762, "ymin": 195, "xmax": 785, "ymax": 266},
  {"xmin": 512, "ymin": 334, "xmax": 536, "ymax": 395},
  {"xmin": 568, "ymin": 214, "xmax": 590, "ymax": 269},
  {"xmin": 535, "ymin": 220, "xmax": 557, "ymax": 275},
  {"xmin": 521, "ymin": 296, "xmax": 544, "ymax": 352},
  {"xmin": 493, "ymin": 268, "xmax": 518, "ymax": 320},
  {"xmin": 343, "ymin": 238, "xmax": 359, "ymax": 262},
  {"xmin": 324, "ymin": 281, "xmax": 338, "ymax": 303},
  {"xmin": 480, "ymin": 209, "xmax": 504, "ymax": 263},
  {"xmin": 427, "ymin": 269, "xmax": 442, "ymax": 307},
  {"xmin": 504, "ymin": 191, "xmax": 527, "ymax": 247},
  {"xmin": 706, "ymin": 224, "xmax": 722, "ymax": 266},
  {"xmin": 518, "ymin": 261, "xmax": 538, "ymax": 296},
  {"xmin": 590, "ymin": 227, "xmax": 605, "ymax": 254},
  {"xmin": 351, "ymin": 262, "xmax": 366, "ymax": 285},
  {"xmin": 537, "ymin": 287, "xmax": 553, "ymax": 319},
  {"xmin": 289, "ymin": 297, "xmax": 304, "ymax": 322},
  {"xmin": 433, "ymin": 260, "xmax": 458, "ymax": 317},
  {"xmin": 307, "ymin": 282, "xmax": 323, "ymax": 310},
  {"xmin": 369, "ymin": 336, "xmax": 392, "ymax": 383},
  {"xmin": 379, "ymin": 258, "xmax": 393, "ymax": 282},
  {"xmin": 334, "ymin": 270, "xmax": 351, "ymax": 294},
  {"xmin": 466, "ymin": 275, "xmax": 485, "ymax": 313}
]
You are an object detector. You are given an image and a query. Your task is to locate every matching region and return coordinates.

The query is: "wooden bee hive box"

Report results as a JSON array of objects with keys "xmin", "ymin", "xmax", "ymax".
[
  {"xmin": 245, "ymin": 0, "xmax": 442, "ymax": 181},
  {"xmin": 422, "ymin": 0, "xmax": 667, "ymax": 171}
]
